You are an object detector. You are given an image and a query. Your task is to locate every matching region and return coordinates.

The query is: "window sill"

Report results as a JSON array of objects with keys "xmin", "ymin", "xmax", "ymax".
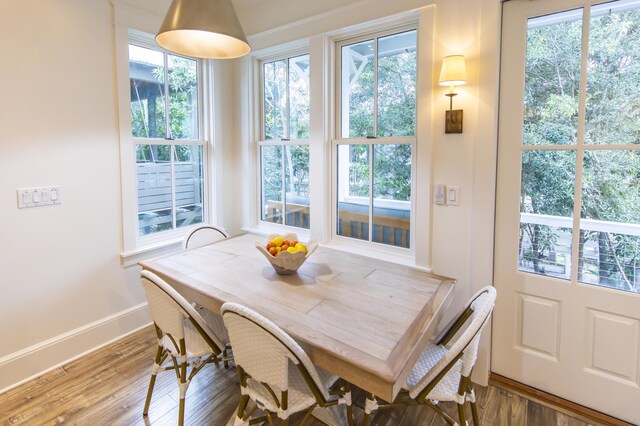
[
  {"xmin": 321, "ymin": 238, "xmax": 431, "ymax": 273},
  {"xmin": 242, "ymin": 223, "xmax": 311, "ymax": 242},
  {"xmin": 120, "ymin": 238, "xmax": 183, "ymax": 268}
]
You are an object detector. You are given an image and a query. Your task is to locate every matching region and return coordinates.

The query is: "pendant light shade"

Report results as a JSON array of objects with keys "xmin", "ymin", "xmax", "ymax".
[{"xmin": 156, "ymin": 0, "xmax": 251, "ymax": 59}]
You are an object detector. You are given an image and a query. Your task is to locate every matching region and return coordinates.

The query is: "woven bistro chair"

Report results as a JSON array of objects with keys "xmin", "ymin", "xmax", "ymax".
[
  {"xmin": 182, "ymin": 225, "xmax": 229, "ymax": 250},
  {"xmin": 221, "ymin": 302, "xmax": 354, "ymax": 426},
  {"xmin": 140, "ymin": 270, "xmax": 231, "ymax": 426},
  {"xmin": 182, "ymin": 225, "xmax": 231, "ymax": 364},
  {"xmin": 363, "ymin": 286, "xmax": 497, "ymax": 426}
]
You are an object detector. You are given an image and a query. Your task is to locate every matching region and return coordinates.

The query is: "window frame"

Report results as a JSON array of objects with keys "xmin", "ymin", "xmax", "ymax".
[
  {"xmin": 332, "ymin": 24, "xmax": 418, "ymax": 255},
  {"xmin": 256, "ymin": 50, "xmax": 311, "ymax": 231},
  {"xmin": 117, "ymin": 28, "xmax": 212, "ymax": 261}
]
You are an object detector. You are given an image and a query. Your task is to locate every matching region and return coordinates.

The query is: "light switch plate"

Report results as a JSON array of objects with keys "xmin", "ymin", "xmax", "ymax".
[
  {"xmin": 17, "ymin": 186, "xmax": 62, "ymax": 209},
  {"xmin": 447, "ymin": 186, "xmax": 460, "ymax": 206},
  {"xmin": 434, "ymin": 184, "xmax": 446, "ymax": 205}
]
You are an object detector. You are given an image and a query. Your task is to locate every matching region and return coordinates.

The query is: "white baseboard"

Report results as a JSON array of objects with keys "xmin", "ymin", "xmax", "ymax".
[{"xmin": 0, "ymin": 302, "xmax": 151, "ymax": 394}]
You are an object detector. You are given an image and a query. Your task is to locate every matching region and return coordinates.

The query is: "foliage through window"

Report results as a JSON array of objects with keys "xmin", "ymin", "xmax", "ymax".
[
  {"xmin": 129, "ymin": 43, "xmax": 205, "ymax": 236},
  {"xmin": 260, "ymin": 54, "xmax": 310, "ymax": 229},
  {"xmin": 519, "ymin": 1, "xmax": 640, "ymax": 293},
  {"xmin": 336, "ymin": 29, "xmax": 416, "ymax": 249}
]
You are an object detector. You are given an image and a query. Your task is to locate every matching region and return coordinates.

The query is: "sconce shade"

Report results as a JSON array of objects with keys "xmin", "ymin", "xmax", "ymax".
[
  {"xmin": 439, "ymin": 55, "xmax": 467, "ymax": 87},
  {"xmin": 156, "ymin": 0, "xmax": 251, "ymax": 59}
]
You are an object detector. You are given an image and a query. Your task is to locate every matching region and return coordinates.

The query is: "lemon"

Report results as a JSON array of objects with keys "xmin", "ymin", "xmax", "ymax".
[
  {"xmin": 272, "ymin": 236, "xmax": 284, "ymax": 247},
  {"xmin": 295, "ymin": 243, "xmax": 307, "ymax": 254},
  {"xmin": 286, "ymin": 246, "xmax": 297, "ymax": 253},
  {"xmin": 275, "ymin": 246, "xmax": 282, "ymax": 253}
]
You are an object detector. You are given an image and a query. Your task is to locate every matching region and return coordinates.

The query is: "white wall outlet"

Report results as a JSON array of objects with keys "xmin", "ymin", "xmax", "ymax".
[
  {"xmin": 447, "ymin": 186, "xmax": 460, "ymax": 206},
  {"xmin": 17, "ymin": 186, "xmax": 62, "ymax": 209},
  {"xmin": 434, "ymin": 184, "xmax": 446, "ymax": 205}
]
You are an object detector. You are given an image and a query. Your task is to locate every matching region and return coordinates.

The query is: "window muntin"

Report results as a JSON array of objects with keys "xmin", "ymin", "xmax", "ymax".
[
  {"xmin": 129, "ymin": 43, "xmax": 204, "ymax": 237},
  {"xmin": 335, "ymin": 28, "xmax": 416, "ymax": 249},
  {"xmin": 259, "ymin": 54, "xmax": 310, "ymax": 229}
]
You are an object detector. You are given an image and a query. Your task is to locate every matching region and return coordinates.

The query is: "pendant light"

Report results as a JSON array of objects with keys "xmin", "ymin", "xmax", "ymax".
[{"xmin": 156, "ymin": 0, "xmax": 251, "ymax": 59}]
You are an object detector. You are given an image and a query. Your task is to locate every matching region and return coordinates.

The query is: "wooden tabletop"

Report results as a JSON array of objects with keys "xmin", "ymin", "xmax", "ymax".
[{"xmin": 139, "ymin": 234, "xmax": 455, "ymax": 402}]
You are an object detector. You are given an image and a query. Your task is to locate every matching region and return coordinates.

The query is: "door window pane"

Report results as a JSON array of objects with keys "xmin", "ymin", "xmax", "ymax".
[
  {"xmin": 586, "ymin": 1, "xmax": 640, "ymax": 145},
  {"xmin": 580, "ymin": 150, "xmax": 640, "ymax": 292},
  {"xmin": 263, "ymin": 60, "xmax": 287, "ymax": 140},
  {"xmin": 524, "ymin": 11, "xmax": 582, "ymax": 146},
  {"xmin": 129, "ymin": 45, "xmax": 166, "ymax": 138},
  {"xmin": 168, "ymin": 55, "xmax": 198, "ymax": 139},
  {"xmin": 341, "ymin": 40, "xmax": 374, "ymax": 138},
  {"xmin": 337, "ymin": 144, "xmax": 370, "ymax": 241},
  {"xmin": 519, "ymin": 150, "xmax": 576, "ymax": 278},
  {"xmin": 175, "ymin": 145, "xmax": 204, "ymax": 228},
  {"xmin": 377, "ymin": 30, "xmax": 417, "ymax": 137},
  {"xmin": 261, "ymin": 145, "xmax": 283, "ymax": 224},
  {"xmin": 372, "ymin": 144, "xmax": 411, "ymax": 247}
]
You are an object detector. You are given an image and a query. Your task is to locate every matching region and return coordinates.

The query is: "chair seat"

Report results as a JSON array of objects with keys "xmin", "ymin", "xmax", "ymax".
[
  {"xmin": 245, "ymin": 366, "xmax": 337, "ymax": 416},
  {"xmin": 404, "ymin": 343, "xmax": 464, "ymax": 403}
]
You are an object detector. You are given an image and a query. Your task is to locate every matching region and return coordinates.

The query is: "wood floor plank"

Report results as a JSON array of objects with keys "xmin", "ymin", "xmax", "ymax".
[{"xmin": 0, "ymin": 326, "xmax": 597, "ymax": 426}]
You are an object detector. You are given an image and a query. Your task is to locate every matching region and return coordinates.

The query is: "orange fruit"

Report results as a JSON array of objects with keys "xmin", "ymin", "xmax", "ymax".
[{"xmin": 269, "ymin": 247, "xmax": 277, "ymax": 256}]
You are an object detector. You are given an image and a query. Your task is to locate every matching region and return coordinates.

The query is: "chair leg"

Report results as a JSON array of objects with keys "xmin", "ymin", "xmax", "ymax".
[
  {"xmin": 143, "ymin": 344, "xmax": 164, "ymax": 416},
  {"xmin": 223, "ymin": 348, "xmax": 229, "ymax": 368},
  {"xmin": 469, "ymin": 401, "xmax": 479, "ymax": 426},
  {"xmin": 457, "ymin": 402, "xmax": 467, "ymax": 426},
  {"xmin": 466, "ymin": 383, "xmax": 479, "ymax": 426},
  {"xmin": 363, "ymin": 393, "xmax": 377, "ymax": 426},
  {"xmin": 178, "ymin": 397, "xmax": 186, "ymax": 426}
]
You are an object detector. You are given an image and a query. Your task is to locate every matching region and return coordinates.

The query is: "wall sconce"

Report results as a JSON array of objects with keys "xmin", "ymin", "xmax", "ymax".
[
  {"xmin": 439, "ymin": 55, "xmax": 467, "ymax": 134},
  {"xmin": 156, "ymin": 0, "xmax": 251, "ymax": 59}
]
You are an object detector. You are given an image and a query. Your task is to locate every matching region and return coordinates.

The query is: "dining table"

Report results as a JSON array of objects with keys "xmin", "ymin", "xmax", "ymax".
[{"xmin": 138, "ymin": 233, "xmax": 455, "ymax": 423}]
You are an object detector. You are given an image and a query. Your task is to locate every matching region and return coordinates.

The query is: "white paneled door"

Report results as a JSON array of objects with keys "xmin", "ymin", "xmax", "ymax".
[{"xmin": 494, "ymin": 0, "xmax": 640, "ymax": 423}]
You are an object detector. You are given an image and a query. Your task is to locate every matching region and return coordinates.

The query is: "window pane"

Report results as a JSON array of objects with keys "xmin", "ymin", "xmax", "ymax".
[
  {"xmin": 137, "ymin": 144, "xmax": 173, "ymax": 235},
  {"xmin": 524, "ymin": 10, "xmax": 582, "ymax": 145},
  {"xmin": 175, "ymin": 145, "xmax": 204, "ymax": 229},
  {"xmin": 341, "ymin": 40, "xmax": 374, "ymax": 138},
  {"xmin": 168, "ymin": 55, "xmax": 198, "ymax": 139},
  {"xmin": 129, "ymin": 45, "xmax": 166, "ymax": 138},
  {"xmin": 284, "ymin": 145, "xmax": 310, "ymax": 229},
  {"xmin": 519, "ymin": 223, "xmax": 572, "ymax": 279},
  {"xmin": 519, "ymin": 150, "xmax": 576, "ymax": 278},
  {"xmin": 264, "ymin": 60, "xmax": 287, "ymax": 140},
  {"xmin": 289, "ymin": 55, "xmax": 310, "ymax": 139},
  {"xmin": 337, "ymin": 144, "xmax": 369, "ymax": 241},
  {"xmin": 579, "ymin": 150, "xmax": 640, "ymax": 292},
  {"xmin": 373, "ymin": 144, "xmax": 411, "ymax": 248},
  {"xmin": 377, "ymin": 30, "xmax": 417, "ymax": 137},
  {"xmin": 586, "ymin": 1, "xmax": 640, "ymax": 145},
  {"xmin": 261, "ymin": 145, "xmax": 283, "ymax": 223}
]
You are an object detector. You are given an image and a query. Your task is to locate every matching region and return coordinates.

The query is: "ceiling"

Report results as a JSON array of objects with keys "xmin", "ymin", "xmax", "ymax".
[{"xmin": 118, "ymin": 0, "xmax": 364, "ymax": 36}]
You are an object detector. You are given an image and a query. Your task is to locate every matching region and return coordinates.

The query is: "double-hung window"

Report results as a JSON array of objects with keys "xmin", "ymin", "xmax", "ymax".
[
  {"xmin": 334, "ymin": 28, "xmax": 417, "ymax": 249},
  {"xmin": 128, "ymin": 43, "xmax": 206, "ymax": 237},
  {"xmin": 259, "ymin": 54, "xmax": 311, "ymax": 229}
]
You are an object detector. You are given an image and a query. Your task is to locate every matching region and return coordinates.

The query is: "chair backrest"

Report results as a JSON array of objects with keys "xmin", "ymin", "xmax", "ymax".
[
  {"xmin": 221, "ymin": 302, "xmax": 330, "ymax": 401},
  {"xmin": 140, "ymin": 270, "xmax": 225, "ymax": 354},
  {"xmin": 182, "ymin": 225, "xmax": 229, "ymax": 250},
  {"xmin": 409, "ymin": 286, "xmax": 497, "ymax": 399}
]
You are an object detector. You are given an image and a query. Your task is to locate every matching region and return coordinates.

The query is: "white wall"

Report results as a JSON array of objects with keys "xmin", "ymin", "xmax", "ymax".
[
  {"xmin": 0, "ymin": 0, "xmax": 149, "ymax": 391},
  {"xmin": 0, "ymin": 0, "xmax": 501, "ymax": 390}
]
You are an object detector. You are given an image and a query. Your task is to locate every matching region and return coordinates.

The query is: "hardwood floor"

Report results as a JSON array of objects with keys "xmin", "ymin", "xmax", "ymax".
[{"xmin": 0, "ymin": 326, "xmax": 598, "ymax": 425}]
